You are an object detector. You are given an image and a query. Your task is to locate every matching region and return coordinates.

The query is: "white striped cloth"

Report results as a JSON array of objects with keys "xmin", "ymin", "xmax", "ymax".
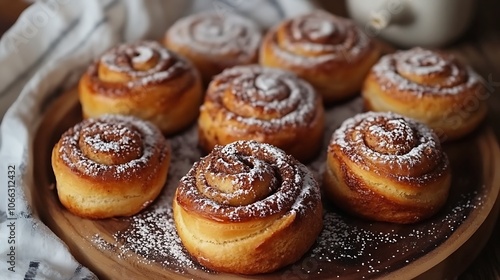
[{"xmin": 0, "ymin": 0, "xmax": 314, "ymax": 279}]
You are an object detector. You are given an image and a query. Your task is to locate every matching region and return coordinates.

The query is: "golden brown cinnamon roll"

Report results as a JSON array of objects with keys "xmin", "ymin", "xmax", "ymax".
[
  {"xmin": 51, "ymin": 115, "xmax": 170, "ymax": 219},
  {"xmin": 324, "ymin": 112, "xmax": 451, "ymax": 224},
  {"xmin": 198, "ymin": 65, "xmax": 324, "ymax": 163},
  {"xmin": 173, "ymin": 140, "xmax": 323, "ymax": 274},
  {"xmin": 362, "ymin": 47, "xmax": 488, "ymax": 141},
  {"xmin": 260, "ymin": 10, "xmax": 381, "ymax": 103},
  {"xmin": 164, "ymin": 11, "xmax": 261, "ymax": 84},
  {"xmin": 78, "ymin": 40, "xmax": 203, "ymax": 135}
]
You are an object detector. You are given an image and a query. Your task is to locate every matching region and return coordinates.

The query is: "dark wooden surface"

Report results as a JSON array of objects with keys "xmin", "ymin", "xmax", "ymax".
[{"xmin": 1, "ymin": 1, "xmax": 499, "ymax": 279}]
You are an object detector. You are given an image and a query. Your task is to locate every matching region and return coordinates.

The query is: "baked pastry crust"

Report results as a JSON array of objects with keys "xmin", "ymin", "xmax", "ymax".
[
  {"xmin": 260, "ymin": 10, "xmax": 380, "ymax": 103},
  {"xmin": 363, "ymin": 47, "xmax": 488, "ymax": 141},
  {"xmin": 78, "ymin": 40, "xmax": 203, "ymax": 135},
  {"xmin": 173, "ymin": 140, "xmax": 323, "ymax": 274},
  {"xmin": 198, "ymin": 65, "xmax": 325, "ymax": 162},
  {"xmin": 164, "ymin": 11, "xmax": 261, "ymax": 84},
  {"xmin": 51, "ymin": 114, "xmax": 170, "ymax": 219},
  {"xmin": 324, "ymin": 112, "xmax": 451, "ymax": 224}
]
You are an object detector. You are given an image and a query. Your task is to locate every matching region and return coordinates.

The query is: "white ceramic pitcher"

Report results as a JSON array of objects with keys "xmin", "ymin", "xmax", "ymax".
[{"xmin": 346, "ymin": 0, "xmax": 476, "ymax": 47}]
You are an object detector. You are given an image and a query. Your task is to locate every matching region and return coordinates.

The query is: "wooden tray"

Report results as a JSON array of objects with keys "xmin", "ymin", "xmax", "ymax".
[{"xmin": 33, "ymin": 88, "xmax": 500, "ymax": 279}]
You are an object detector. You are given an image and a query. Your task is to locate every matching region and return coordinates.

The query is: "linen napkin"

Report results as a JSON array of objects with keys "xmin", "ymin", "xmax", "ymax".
[{"xmin": 0, "ymin": 0, "xmax": 314, "ymax": 279}]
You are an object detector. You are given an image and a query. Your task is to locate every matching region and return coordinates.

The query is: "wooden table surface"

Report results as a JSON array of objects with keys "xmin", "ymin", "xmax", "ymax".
[{"xmin": 1, "ymin": 1, "xmax": 499, "ymax": 279}]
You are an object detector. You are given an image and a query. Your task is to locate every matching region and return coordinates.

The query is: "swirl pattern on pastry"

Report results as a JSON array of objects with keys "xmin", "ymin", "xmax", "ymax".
[
  {"xmin": 198, "ymin": 65, "xmax": 324, "ymax": 162},
  {"xmin": 173, "ymin": 140, "xmax": 323, "ymax": 274},
  {"xmin": 363, "ymin": 47, "xmax": 487, "ymax": 141},
  {"xmin": 52, "ymin": 114, "xmax": 171, "ymax": 219},
  {"xmin": 324, "ymin": 112, "xmax": 451, "ymax": 224},
  {"xmin": 79, "ymin": 40, "xmax": 203, "ymax": 135},
  {"xmin": 164, "ymin": 11, "xmax": 261, "ymax": 83},
  {"xmin": 260, "ymin": 10, "xmax": 380, "ymax": 103}
]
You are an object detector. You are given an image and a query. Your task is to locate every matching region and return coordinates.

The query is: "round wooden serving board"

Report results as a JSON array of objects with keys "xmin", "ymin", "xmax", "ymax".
[{"xmin": 33, "ymin": 88, "xmax": 500, "ymax": 280}]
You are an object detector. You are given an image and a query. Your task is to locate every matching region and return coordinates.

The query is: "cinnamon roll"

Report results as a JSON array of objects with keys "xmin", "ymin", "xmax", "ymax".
[
  {"xmin": 78, "ymin": 40, "xmax": 203, "ymax": 135},
  {"xmin": 198, "ymin": 65, "xmax": 324, "ymax": 163},
  {"xmin": 363, "ymin": 47, "xmax": 488, "ymax": 141},
  {"xmin": 51, "ymin": 115, "xmax": 170, "ymax": 219},
  {"xmin": 164, "ymin": 11, "xmax": 261, "ymax": 84},
  {"xmin": 260, "ymin": 10, "xmax": 381, "ymax": 103},
  {"xmin": 324, "ymin": 112, "xmax": 451, "ymax": 224},
  {"xmin": 173, "ymin": 140, "xmax": 323, "ymax": 274}
]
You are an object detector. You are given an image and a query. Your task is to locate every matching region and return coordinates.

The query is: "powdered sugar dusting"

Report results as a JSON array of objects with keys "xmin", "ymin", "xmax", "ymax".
[
  {"xmin": 58, "ymin": 114, "xmax": 167, "ymax": 179},
  {"xmin": 372, "ymin": 48, "xmax": 482, "ymax": 96},
  {"xmin": 92, "ymin": 40, "xmax": 190, "ymax": 89},
  {"xmin": 177, "ymin": 140, "xmax": 321, "ymax": 222},
  {"xmin": 167, "ymin": 11, "xmax": 261, "ymax": 62},
  {"xmin": 269, "ymin": 11, "xmax": 371, "ymax": 66},
  {"xmin": 332, "ymin": 111, "xmax": 447, "ymax": 180},
  {"xmin": 203, "ymin": 65, "xmax": 320, "ymax": 133},
  {"xmin": 292, "ymin": 16, "xmax": 336, "ymax": 42},
  {"xmin": 300, "ymin": 191, "xmax": 485, "ymax": 278},
  {"xmin": 115, "ymin": 207, "xmax": 198, "ymax": 269},
  {"xmin": 82, "ymin": 124, "xmax": 138, "ymax": 154},
  {"xmin": 131, "ymin": 46, "xmax": 154, "ymax": 64},
  {"xmin": 398, "ymin": 51, "xmax": 448, "ymax": 76}
]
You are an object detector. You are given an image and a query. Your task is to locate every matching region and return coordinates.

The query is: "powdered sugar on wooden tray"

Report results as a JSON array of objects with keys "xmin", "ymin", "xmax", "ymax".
[{"xmin": 303, "ymin": 191, "xmax": 485, "ymax": 278}]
